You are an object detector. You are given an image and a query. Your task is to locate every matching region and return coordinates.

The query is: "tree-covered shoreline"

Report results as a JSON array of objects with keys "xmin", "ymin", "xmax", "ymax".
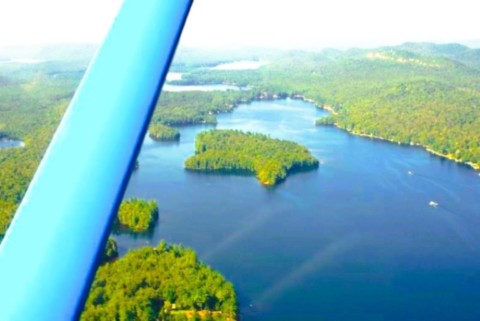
[
  {"xmin": 317, "ymin": 114, "xmax": 480, "ymax": 170},
  {"xmin": 152, "ymin": 90, "xmax": 286, "ymax": 127}
]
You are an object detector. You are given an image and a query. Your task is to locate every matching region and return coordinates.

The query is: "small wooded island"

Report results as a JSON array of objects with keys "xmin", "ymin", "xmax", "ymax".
[
  {"xmin": 149, "ymin": 123, "xmax": 180, "ymax": 141},
  {"xmin": 185, "ymin": 130, "xmax": 319, "ymax": 186},
  {"xmin": 116, "ymin": 198, "xmax": 159, "ymax": 232},
  {"xmin": 101, "ymin": 237, "xmax": 118, "ymax": 264},
  {"xmin": 82, "ymin": 241, "xmax": 237, "ymax": 321}
]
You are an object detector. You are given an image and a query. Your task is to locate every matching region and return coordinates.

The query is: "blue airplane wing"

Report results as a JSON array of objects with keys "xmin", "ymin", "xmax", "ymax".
[{"xmin": 0, "ymin": 0, "xmax": 192, "ymax": 319}]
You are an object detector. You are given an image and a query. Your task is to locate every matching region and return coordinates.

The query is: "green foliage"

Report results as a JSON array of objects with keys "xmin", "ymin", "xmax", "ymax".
[
  {"xmin": 152, "ymin": 90, "xmax": 272, "ymax": 126},
  {"xmin": 182, "ymin": 46, "xmax": 480, "ymax": 168},
  {"xmin": 185, "ymin": 130, "xmax": 319, "ymax": 186},
  {"xmin": 0, "ymin": 61, "xmax": 79, "ymax": 233},
  {"xmin": 101, "ymin": 237, "xmax": 118, "ymax": 264},
  {"xmin": 321, "ymin": 80, "xmax": 480, "ymax": 166},
  {"xmin": 395, "ymin": 42, "xmax": 480, "ymax": 70},
  {"xmin": 116, "ymin": 198, "xmax": 158, "ymax": 232},
  {"xmin": 149, "ymin": 123, "xmax": 180, "ymax": 141},
  {"xmin": 0, "ymin": 200, "xmax": 17, "ymax": 236},
  {"xmin": 81, "ymin": 241, "xmax": 237, "ymax": 321},
  {"xmin": 315, "ymin": 115, "xmax": 336, "ymax": 126}
]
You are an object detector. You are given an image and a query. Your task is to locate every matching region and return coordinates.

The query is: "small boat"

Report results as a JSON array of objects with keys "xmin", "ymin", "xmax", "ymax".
[
  {"xmin": 407, "ymin": 171, "xmax": 413, "ymax": 176},
  {"xmin": 429, "ymin": 201, "xmax": 438, "ymax": 207}
]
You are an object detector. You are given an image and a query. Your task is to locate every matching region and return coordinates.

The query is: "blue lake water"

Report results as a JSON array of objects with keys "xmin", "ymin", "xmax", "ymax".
[
  {"xmin": 0, "ymin": 138, "xmax": 24, "ymax": 149},
  {"xmin": 117, "ymin": 99, "xmax": 480, "ymax": 321},
  {"xmin": 210, "ymin": 60, "xmax": 268, "ymax": 70}
]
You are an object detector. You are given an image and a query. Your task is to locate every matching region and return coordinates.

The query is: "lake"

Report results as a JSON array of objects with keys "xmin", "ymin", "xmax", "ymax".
[
  {"xmin": 117, "ymin": 98, "xmax": 480, "ymax": 321},
  {"xmin": 162, "ymin": 83, "xmax": 242, "ymax": 92},
  {"xmin": 0, "ymin": 138, "xmax": 24, "ymax": 149},
  {"xmin": 210, "ymin": 60, "xmax": 269, "ymax": 70},
  {"xmin": 164, "ymin": 71, "xmax": 248, "ymax": 92}
]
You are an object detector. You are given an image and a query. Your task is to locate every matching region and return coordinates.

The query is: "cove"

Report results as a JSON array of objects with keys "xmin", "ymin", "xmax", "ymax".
[{"xmin": 117, "ymin": 99, "xmax": 480, "ymax": 321}]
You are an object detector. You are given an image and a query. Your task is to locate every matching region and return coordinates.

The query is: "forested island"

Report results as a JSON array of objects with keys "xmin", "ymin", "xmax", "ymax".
[
  {"xmin": 101, "ymin": 237, "xmax": 119, "ymax": 264},
  {"xmin": 185, "ymin": 130, "xmax": 319, "ymax": 186},
  {"xmin": 83, "ymin": 241, "xmax": 237, "ymax": 321},
  {"xmin": 149, "ymin": 123, "xmax": 180, "ymax": 141},
  {"xmin": 116, "ymin": 198, "xmax": 159, "ymax": 233}
]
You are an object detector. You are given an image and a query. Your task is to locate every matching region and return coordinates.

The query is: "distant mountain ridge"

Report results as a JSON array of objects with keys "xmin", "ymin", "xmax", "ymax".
[
  {"xmin": 1, "ymin": 42, "xmax": 479, "ymax": 70},
  {"xmin": 385, "ymin": 42, "xmax": 480, "ymax": 70}
]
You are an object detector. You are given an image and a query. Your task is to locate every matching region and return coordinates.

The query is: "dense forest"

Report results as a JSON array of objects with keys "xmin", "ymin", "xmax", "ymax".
[
  {"xmin": 185, "ymin": 130, "xmax": 319, "ymax": 185},
  {"xmin": 0, "ymin": 60, "xmax": 81, "ymax": 236},
  {"xmin": 82, "ymin": 241, "xmax": 237, "ymax": 321},
  {"xmin": 116, "ymin": 198, "xmax": 159, "ymax": 232},
  {"xmin": 179, "ymin": 44, "xmax": 480, "ymax": 169}
]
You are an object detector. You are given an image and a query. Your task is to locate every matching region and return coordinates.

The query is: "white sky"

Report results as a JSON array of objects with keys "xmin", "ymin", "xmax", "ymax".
[{"xmin": 0, "ymin": 0, "xmax": 478, "ymax": 49}]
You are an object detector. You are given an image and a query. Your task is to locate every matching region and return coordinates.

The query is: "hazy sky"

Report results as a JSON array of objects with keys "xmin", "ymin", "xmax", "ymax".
[{"xmin": 0, "ymin": 0, "xmax": 478, "ymax": 49}]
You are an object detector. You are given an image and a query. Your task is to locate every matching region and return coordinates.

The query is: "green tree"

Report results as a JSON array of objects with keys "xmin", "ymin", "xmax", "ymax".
[{"xmin": 116, "ymin": 198, "xmax": 159, "ymax": 232}]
